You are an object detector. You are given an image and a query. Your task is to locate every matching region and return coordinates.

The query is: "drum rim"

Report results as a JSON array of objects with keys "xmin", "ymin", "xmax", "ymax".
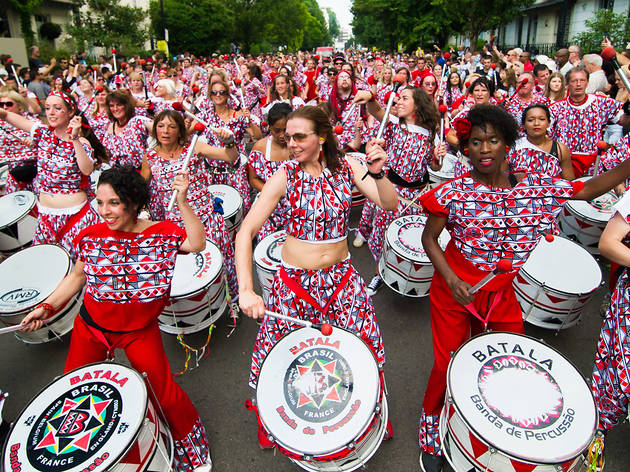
[
  {"xmin": 564, "ymin": 198, "xmax": 615, "ymax": 224},
  {"xmin": 0, "ymin": 191, "xmax": 37, "ymax": 229},
  {"xmin": 15, "ymin": 291, "xmax": 83, "ymax": 343},
  {"xmin": 517, "ymin": 265, "xmax": 600, "ymax": 298},
  {"xmin": 386, "ymin": 214, "xmax": 432, "ymax": 261},
  {"xmin": 208, "ymin": 183, "xmax": 243, "ymax": 217},
  {"xmin": 255, "ymin": 325, "xmax": 382, "ymax": 457},
  {"xmin": 0, "ymin": 244, "xmax": 73, "ymax": 315},
  {"xmin": 445, "ymin": 331, "xmax": 598, "ymax": 464},
  {"xmin": 170, "ymin": 240, "xmax": 223, "ymax": 299},
  {"xmin": 253, "ymin": 231, "xmax": 286, "ymax": 270},
  {"xmin": 2, "ymin": 361, "xmax": 150, "ymax": 472}
]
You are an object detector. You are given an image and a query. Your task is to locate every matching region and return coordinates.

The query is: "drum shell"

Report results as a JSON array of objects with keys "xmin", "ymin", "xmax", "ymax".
[
  {"xmin": 254, "ymin": 231, "xmax": 286, "ymax": 302},
  {"xmin": 209, "ymin": 184, "xmax": 243, "ymax": 239},
  {"xmin": 0, "ymin": 191, "xmax": 37, "ymax": 252},
  {"xmin": 558, "ymin": 204, "xmax": 608, "ymax": 255},
  {"xmin": 351, "ymin": 185, "xmax": 366, "ymax": 207}
]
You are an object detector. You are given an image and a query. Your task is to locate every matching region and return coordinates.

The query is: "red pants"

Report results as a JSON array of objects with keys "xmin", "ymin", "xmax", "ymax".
[
  {"xmin": 65, "ymin": 316, "xmax": 198, "ymax": 440},
  {"xmin": 422, "ymin": 270, "xmax": 524, "ymax": 417},
  {"xmin": 571, "ymin": 152, "xmax": 597, "ymax": 179}
]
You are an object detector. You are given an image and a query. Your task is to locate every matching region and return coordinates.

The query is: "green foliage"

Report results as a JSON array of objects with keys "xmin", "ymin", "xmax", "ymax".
[
  {"xmin": 326, "ymin": 8, "xmax": 340, "ymax": 39},
  {"xmin": 572, "ymin": 9, "xmax": 630, "ymax": 53},
  {"xmin": 39, "ymin": 22, "xmax": 62, "ymax": 41},
  {"xmin": 7, "ymin": 0, "xmax": 43, "ymax": 47},
  {"xmin": 66, "ymin": 0, "xmax": 148, "ymax": 54}
]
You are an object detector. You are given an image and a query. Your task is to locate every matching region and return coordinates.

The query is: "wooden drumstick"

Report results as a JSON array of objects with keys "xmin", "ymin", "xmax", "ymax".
[
  {"xmin": 167, "ymin": 122, "xmax": 205, "ymax": 212},
  {"xmin": 264, "ymin": 310, "xmax": 333, "ymax": 336},
  {"xmin": 399, "ymin": 194, "xmax": 423, "ymax": 213},
  {"xmin": 468, "ymin": 259, "xmax": 513, "ymax": 295},
  {"xmin": 1, "ymin": 318, "xmax": 50, "ymax": 335},
  {"xmin": 593, "ymin": 141, "xmax": 608, "ymax": 177}
]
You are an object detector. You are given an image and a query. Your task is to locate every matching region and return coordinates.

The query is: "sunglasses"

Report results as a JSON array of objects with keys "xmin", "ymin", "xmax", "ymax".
[
  {"xmin": 211, "ymin": 90, "xmax": 228, "ymax": 96},
  {"xmin": 285, "ymin": 131, "xmax": 316, "ymax": 143},
  {"xmin": 0, "ymin": 101, "xmax": 14, "ymax": 108},
  {"xmin": 327, "ymin": 72, "xmax": 336, "ymax": 76}
]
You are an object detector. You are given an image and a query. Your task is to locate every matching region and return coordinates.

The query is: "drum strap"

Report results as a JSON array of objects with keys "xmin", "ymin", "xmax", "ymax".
[
  {"xmin": 279, "ymin": 266, "xmax": 354, "ymax": 320},
  {"xmin": 54, "ymin": 201, "xmax": 90, "ymax": 243},
  {"xmin": 463, "ymin": 291, "xmax": 504, "ymax": 329}
]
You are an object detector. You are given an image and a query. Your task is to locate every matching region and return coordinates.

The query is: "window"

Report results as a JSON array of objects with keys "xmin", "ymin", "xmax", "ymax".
[{"xmin": 0, "ymin": 10, "xmax": 10, "ymax": 37}]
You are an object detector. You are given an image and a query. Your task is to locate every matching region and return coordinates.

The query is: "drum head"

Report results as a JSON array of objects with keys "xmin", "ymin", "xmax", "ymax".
[
  {"xmin": 428, "ymin": 153, "xmax": 457, "ymax": 180},
  {"xmin": 170, "ymin": 239, "xmax": 222, "ymax": 298},
  {"xmin": 4, "ymin": 362, "xmax": 147, "ymax": 472},
  {"xmin": 0, "ymin": 245, "xmax": 72, "ymax": 315},
  {"xmin": 566, "ymin": 177, "xmax": 618, "ymax": 222},
  {"xmin": 256, "ymin": 326, "xmax": 381, "ymax": 456},
  {"xmin": 521, "ymin": 236, "xmax": 601, "ymax": 295},
  {"xmin": 447, "ymin": 332, "xmax": 597, "ymax": 464},
  {"xmin": 0, "ymin": 191, "xmax": 36, "ymax": 228},
  {"xmin": 208, "ymin": 184, "xmax": 242, "ymax": 218},
  {"xmin": 254, "ymin": 231, "xmax": 286, "ymax": 271},
  {"xmin": 386, "ymin": 215, "xmax": 450, "ymax": 262}
]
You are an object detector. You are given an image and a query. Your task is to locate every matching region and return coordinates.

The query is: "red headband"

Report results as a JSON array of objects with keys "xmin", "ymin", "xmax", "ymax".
[{"xmin": 48, "ymin": 91, "xmax": 75, "ymax": 110}]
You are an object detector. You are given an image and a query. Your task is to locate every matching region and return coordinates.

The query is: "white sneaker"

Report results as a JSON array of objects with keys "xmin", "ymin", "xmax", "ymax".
[
  {"xmin": 366, "ymin": 275, "xmax": 383, "ymax": 297},
  {"xmin": 353, "ymin": 234, "xmax": 366, "ymax": 248},
  {"xmin": 193, "ymin": 459, "xmax": 213, "ymax": 472}
]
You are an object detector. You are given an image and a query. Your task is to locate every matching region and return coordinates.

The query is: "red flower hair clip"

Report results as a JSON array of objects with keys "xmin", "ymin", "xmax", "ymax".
[{"xmin": 453, "ymin": 118, "xmax": 471, "ymax": 142}]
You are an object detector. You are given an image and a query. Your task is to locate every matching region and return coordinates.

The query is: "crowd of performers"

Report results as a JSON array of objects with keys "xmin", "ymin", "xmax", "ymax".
[{"xmin": 2, "ymin": 40, "xmax": 630, "ymax": 471}]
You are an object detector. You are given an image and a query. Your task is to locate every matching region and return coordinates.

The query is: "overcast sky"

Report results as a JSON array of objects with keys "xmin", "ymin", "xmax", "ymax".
[{"xmin": 317, "ymin": 0, "xmax": 353, "ymax": 32}]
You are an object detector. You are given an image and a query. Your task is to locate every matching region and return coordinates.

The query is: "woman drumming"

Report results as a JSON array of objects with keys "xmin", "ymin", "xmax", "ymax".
[
  {"xmin": 417, "ymin": 105, "xmax": 630, "ymax": 472},
  {"xmin": 0, "ymin": 91, "xmax": 107, "ymax": 259},
  {"xmin": 247, "ymin": 103, "xmax": 292, "ymax": 240},
  {"xmin": 353, "ymin": 87, "xmax": 441, "ymax": 295},
  {"xmin": 509, "ymin": 104, "xmax": 573, "ymax": 179},
  {"xmin": 262, "ymin": 74, "xmax": 305, "ymax": 116},
  {"xmin": 21, "ymin": 166, "xmax": 213, "ymax": 472},
  {"xmin": 141, "ymin": 110, "xmax": 240, "ymax": 303},
  {"xmin": 0, "ymin": 90, "xmax": 40, "ymax": 193},
  {"xmin": 128, "ymin": 71, "xmax": 154, "ymax": 117},
  {"xmin": 235, "ymin": 106, "xmax": 397, "ymax": 445},
  {"xmin": 100, "ymin": 89, "xmax": 151, "ymax": 168}
]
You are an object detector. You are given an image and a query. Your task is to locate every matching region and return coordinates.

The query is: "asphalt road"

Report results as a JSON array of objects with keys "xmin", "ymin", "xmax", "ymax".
[{"xmin": 1, "ymin": 207, "xmax": 629, "ymax": 472}]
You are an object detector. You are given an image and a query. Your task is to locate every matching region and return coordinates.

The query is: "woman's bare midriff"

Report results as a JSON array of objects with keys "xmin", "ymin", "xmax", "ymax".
[
  {"xmin": 39, "ymin": 191, "xmax": 88, "ymax": 209},
  {"xmin": 281, "ymin": 235, "xmax": 349, "ymax": 270}
]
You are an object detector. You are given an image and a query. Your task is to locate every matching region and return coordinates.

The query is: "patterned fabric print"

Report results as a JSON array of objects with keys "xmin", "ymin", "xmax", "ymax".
[
  {"xmin": 508, "ymin": 137, "xmax": 562, "ymax": 177},
  {"xmin": 284, "ymin": 159, "xmax": 353, "ymax": 242},
  {"xmin": 376, "ymin": 84, "xmax": 393, "ymax": 107},
  {"xmin": 0, "ymin": 120, "xmax": 39, "ymax": 193},
  {"xmin": 100, "ymin": 116, "xmax": 150, "ymax": 168},
  {"xmin": 358, "ymin": 200, "xmax": 376, "ymax": 241},
  {"xmin": 248, "ymin": 148, "xmax": 290, "ymax": 240},
  {"xmin": 86, "ymin": 113, "xmax": 110, "ymax": 140},
  {"xmin": 249, "ymin": 258, "xmax": 385, "ymax": 387},
  {"xmin": 422, "ymin": 173, "xmax": 577, "ymax": 271},
  {"xmin": 79, "ymin": 225, "xmax": 184, "ymax": 302},
  {"xmin": 34, "ymin": 204, "xmax": 101, "ymax": 259},
  {"xmin": 32, "ymin": 124, "xmax": 94, "ymax": 195},
  {"xmin": 550, "ymin": 94, "xmax": 622, "ymax": 154},
  {"xmin": 503, "ymin": 92, "xmax": 550, "ymax": 130},
  {"xmin": 198, "ymin": 108, "xmax": 249, "ymax": 155},
  {"xmin": 242, "ymin": 77, "xmax": 265, "ymax": 121},
  {"xmin": 599, "ymin": 133, "xmax": 630, "ymax": 173},
  {"xmin": 444, "ymin": 88, "xmax": 463, "ymax": 109},
  {"xmin": 336, "ymin": 101, "xmax": 363, "ymax": 148},
  {"xmin": 173, "ymin": 417, "xmax": 211, "ymax": 472},
  {"xmin": 145, "ymin": 147, "xmax": 238, "ymax": 298},
  {"xmin": 77, "ymin": 95, "xmax": 96, "ymax": 115},
  {"xmin": 592, "ymin": 269, "xmax": 630, "ymax": 431},
  {"xmin": 175, "ymin": 83, "xmax": 193, "ymax": 99},
  {"xmin": 419, "ymin": 410, "xmax": 442, "ymax": 455},
  {"xmin": 318, "ymin": 82, "xmax": 332, "ymax": 102},
  {"xmin": 151, "ymin": 98, "xmax": 179, "ymax": 115},
  {"xmin": 366, "ymin": 119, "xmax": 433, "ymax": 260}
]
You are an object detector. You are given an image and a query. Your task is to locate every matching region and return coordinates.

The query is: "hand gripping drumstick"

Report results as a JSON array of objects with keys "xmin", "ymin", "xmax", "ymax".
[
  {"xmin": 232, "ymin": 78, "xmax": 247, "ymax": 110},
  {"xmin": 468, "ymin": 258, "xmax": 513, "ymax": 295},
  {"xmin": 166, "ymin": 122, "xmax": 205, "ymax": 212},
  {"xmin": 264, "ymin": 310, "xmax": 333, "ymax": 336},
  {"xmin": 334, "ymin": 103, "xmax": 359, "ymax": 134},
  {"xmin": 0, "ymin": 318, "xmax": 50, "ymax": 335},
  {"xmin": 79, "ymin": 85, "xmax": 105, "ymax": 115},
  {"xmin": 375, "ymin": 72, "xmax": 407, "ymax": 140},
  {"xmin": 499, "ymin": 77, "xmax": 529, "ymax": 106},
  {"xmin": 593, "ymin": 141, "xmax": 608, "ymax": 177},
  {"xmin": 602, "ymin": 47, "xmax": 630, "ymax": 93}
]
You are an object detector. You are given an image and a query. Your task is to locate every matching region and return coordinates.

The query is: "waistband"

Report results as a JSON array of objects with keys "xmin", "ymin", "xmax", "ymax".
[
  {"xmin": 37, "ymin": 200, "xmax": 88, "ymax": 216},
  {"xmin": 281, "ymin": 254, "xmax": 351, "ymax": 271}
]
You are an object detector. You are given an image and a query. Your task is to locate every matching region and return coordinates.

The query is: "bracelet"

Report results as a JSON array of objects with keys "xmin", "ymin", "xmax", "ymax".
[
  {"xmin": 37, "ymin": 303, "xmax": 55, "ymax": 315},
  {"xmin": 224, "ymin": 141, "xmax": 235, "ymax": 148},
  {"xmin": 70, "ymin": 135, "xmax": 80, "ymax": 141},
  {"xmin": 361, "ymin": 169, "xmax": 386, "ymax": 181}
]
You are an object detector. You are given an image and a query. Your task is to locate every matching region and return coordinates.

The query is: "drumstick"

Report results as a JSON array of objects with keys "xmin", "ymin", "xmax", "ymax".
[
  {"xmin": 399, "ymin": 194, "xmax": 423, "ymax": 213},
  {"xmin": 264, "ymin": 310, "xmax": 333, "ymax": 336},
  {"xmin": 593, "ymin": 140, "xmax": 608, "ymax": 176},
  {"xmin": 375, "ymin": 72, "xmax": 407, "ymax": 140},
  {"xmin": 171, "ymin": 101, "xmax": 234, "ymax": 136},
  {"xmin": 233, "ymin": 78, "xmax": 247, "ymax": 110},
  {"xmin": 167, "ymin": 122, "xmax": 205, "ymax": 212},
  {"xmin": 0, "ymin": 319, "xmax": 50, "ymax": 335},
  {"xmin": 468, "ymin": 259, "xmax": 513, "ymax": 295},
  {"xmin": 334, "ymin": 103, "xmax": 359, "ymax": 134}
]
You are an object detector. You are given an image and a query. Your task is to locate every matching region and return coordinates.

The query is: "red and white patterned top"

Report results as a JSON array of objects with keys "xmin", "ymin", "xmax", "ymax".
[
  {"xmin": 335, "ymin": 101, "xmax": 363, "ymax": 148},
  {"xmin": 197, "ymin": 107, "xmax": 249, "ymax": 155},
  {"xmin": 100, "ymin": 116, "xmax": 150, "ymax": 168},
  {"xmin": 31, "ymin": 124, "xmax": 94, "ymax": 195},
  {"xmin": 599, "ymin": 133, "xmax": 630, "ymax": 173},
  {"xmin": 503, "ymin": 92, "xmax": 551, "ymax": 129},
  {"xmin": 420, "ymin": 173, "xmax": 583, "ymax": 271},
  {"xmin": 508, "ymin": 137, "xmax": 562, "ymax": 177},
  {"xmin": 0, "ymin": 118, "xmax": 39, "ymax": 163},
  {"xmin": 284, "ymin": 158, "xmax": 353, "ymax": 242},
  {"xmin": 549, "ymin": 94, "xmax": 622, "ymax": 154},
  {"xmin": 75, "ymin": 221, "xmax": 186, "ymax": 331}
]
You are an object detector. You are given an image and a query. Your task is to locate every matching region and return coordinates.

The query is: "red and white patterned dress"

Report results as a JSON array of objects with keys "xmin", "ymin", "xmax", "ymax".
[
  {"xmin": 100, "ymin": 116, "xmax": 150, "ymax": 168},
  {"xmin": 508, "ymin": 137, "xmax": 562, "ymax": 177},
  {"xmin": 144, "ymin": 145, "xmax": 238, "ymax": 299},
  {"xmin": 335, "ymin": 99, "xmax": 363, "ymax": 149},
  {"xmin": 592, "ymin": 190, "xmax": 630, "ymax": 433},
  {"xmin": 249, "ymin": 158, "xmax": 385, "ymax": 388},
  {"xmin": 0, "ymin": 117, "xmax": 39, "ymax": 193},
  {"xmin": 72, "ymin": 222, "xmax": 211, "ymax": 471}
]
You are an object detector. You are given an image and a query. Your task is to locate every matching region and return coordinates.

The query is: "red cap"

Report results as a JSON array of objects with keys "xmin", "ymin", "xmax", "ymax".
[
  {"xmin": 171, "ymin": 101, "xmax": 184, "ymax": 111},
  {"xmin": 334, "ymin": 124, "xmax": 344, "ymax": 134},
  {"xmin": 314, "ymin": 55, "xmax": 320, "ymax": 61},
  {"xmin": 320, "ymin": 323, "xmax": 333, "ymax": 336},
  {"xmin": 146, "ymin": 57, "xmax": 153, "ymax": 63},
  {"xmin": 497, "ymin": 259, "xmax": 513, "ymax": 273},
  {"xmin": 193, "ymin": 122, "xmax": 205, "ymax": 132},
  {"xmin": 234, "ymin": 78, "xmax": 241, "ymax": 86},
  {"xmin": 438, "ymin": 104, "xmax": 447, "ymax": 114},
  {"xmin": 601, "ymin": 47, "xmax": 616, "ymax": 61},
  {"xmin": 545, "ymin": 233, "xmax": 555, "ymax": 242},
  {"xmin": 597, "ymin": 140, "xmax": 608, "ymax": 151},
  {"xmin": 111, "ymin": 48, "xmax": 116, "ymax": 54},
  {"xmin": 444, "ymin": 52, "xmax": 451, "ymax": 60}
]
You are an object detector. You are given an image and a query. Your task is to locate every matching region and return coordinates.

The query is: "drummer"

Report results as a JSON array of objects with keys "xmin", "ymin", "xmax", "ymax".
[
  {"xmin": 235, "ymin": 106, "xmax": 396, "ymax": 446},
  {"xmin": 417, "ymin": 104, "xmax": 630, "ymax": 472},
  {"xmin": 21, "ymin": 166, "xmax": 213, "ymax": 471},
  {"xmin": 590, "ymin": 188, "xmax": 630, "ymax": 469},
  {"xmin": 0, "ymin": 91, "xmax": 108, "ymax": 259}
]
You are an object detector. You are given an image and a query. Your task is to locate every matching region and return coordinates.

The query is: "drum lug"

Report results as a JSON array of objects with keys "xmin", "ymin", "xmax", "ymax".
[
  {"xmin": 303, "ymin": 454, "xmax": 312, "ymax": 461},
  {"xmin": 489, "ymin": 446, "xmax": 497, "ymax": 454},
  {"xmin": 347, "ymin": 442, "xmax": 356, "ymax": 450},
  {"xmin": 374, "ymin": 405, "xmax": 381, "ymax": 414},
  {"xmin": 554, "ymin": 466, "xmax": 563, "ymax": 471}
]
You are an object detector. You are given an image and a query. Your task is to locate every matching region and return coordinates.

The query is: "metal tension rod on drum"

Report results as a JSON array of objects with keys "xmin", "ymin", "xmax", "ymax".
[{"xmin": 264, "ymin": 310, "xmax": 333, "ymax": 335}]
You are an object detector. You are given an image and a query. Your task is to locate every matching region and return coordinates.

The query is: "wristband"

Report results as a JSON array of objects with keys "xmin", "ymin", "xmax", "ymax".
[
  {"xmin": 361, "ymin": 169, "xmax": 386, "ymax": 181},
  {"xmin": 37, "ymin": 303, "xmax": 55, "ymax": 315},
  {"xmin": 224, "ymin": 141, "xmax": 235, "ymax": 148}
]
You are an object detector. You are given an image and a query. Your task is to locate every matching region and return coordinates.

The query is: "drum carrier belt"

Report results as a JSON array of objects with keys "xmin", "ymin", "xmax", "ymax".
[{"xmin": 387, "ymin": 168, "xmax": 429, "ymax": 189}]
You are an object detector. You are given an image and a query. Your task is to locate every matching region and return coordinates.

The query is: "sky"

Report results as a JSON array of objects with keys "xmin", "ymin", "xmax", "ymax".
[{"xmin": 317, "ymin": 0, "xmax": 353, "ymax": 32}]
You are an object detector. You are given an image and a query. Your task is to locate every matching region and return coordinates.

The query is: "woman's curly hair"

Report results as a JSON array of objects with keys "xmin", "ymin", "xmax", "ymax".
[{"xmin": 97, "ymin": 165, "xmax": 149, "ymax": 215}]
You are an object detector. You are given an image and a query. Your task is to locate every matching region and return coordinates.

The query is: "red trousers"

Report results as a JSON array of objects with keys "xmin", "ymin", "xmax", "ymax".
[
  {"xmin": 65, "ymin": 316, "xmax": 199, "ymax": 440},
  {"xmin": 421, "ymin": 270, "xmax": 524, "ymax": 417},
  {"xmin": 571, "ymin": 152, "xmax": 597, "ymax": 179}
]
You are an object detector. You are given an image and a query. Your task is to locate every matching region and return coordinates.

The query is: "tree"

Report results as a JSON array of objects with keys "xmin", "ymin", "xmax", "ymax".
[
  {"xmin": 303, "ymin": 0, "xmax": 332, "ymax": 48},
  {"xmin": 67, "ymin": 0, "xmax": 148, "ymax": 54},
  {"xmin": 572, "ymin": 9, "xmax": 630, "ymax": 53},
  {"xmin": 7, "ymin": 0, "xmax": 43, "ymax": 47},
  {"xmin": 149, "ymin": 0, "xmax": 234, "ymax": 55},
  {"xmin": 326, "ymin": 8, "xmax": 340, "ymax": 40}
]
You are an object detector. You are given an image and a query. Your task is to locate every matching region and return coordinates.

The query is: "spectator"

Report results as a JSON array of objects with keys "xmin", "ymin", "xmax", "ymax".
[
  {"xmin": 520, "ymin": 51, "xmax": 534, "ymax": 72},
  {"xmin": 28, "ymin": 46, "xmax": 56, "ymax": 76},
  {"xmin": 584, "ymin": 54, "xmax": 608, "ymax": 94},
  {"xmin": 27, "ymin": 68, "xmax": 48, "ymax": 102},
  {"xmin": 533, "ymin": 63, "xmax": 551, "ymax": 89},
  {"xmin": 556, "ymin": 48, "xmax": 572, "ymax": 76}
]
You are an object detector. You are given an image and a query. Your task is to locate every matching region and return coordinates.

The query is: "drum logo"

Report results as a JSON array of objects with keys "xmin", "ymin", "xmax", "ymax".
[
  {"xmin": 0, "ymin": 287, "xmax": 40, "ymax": 306},
  {"xmin": 477, "ymin": 355, "xmax": 563, "ymax": 430},
  {"xmin": 26, "ymin": 382, "xmax": 121, "ymax": 471},
  {"xmin": 284, "ymin": 348, "xmax": 353, "ymax": 423}
]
